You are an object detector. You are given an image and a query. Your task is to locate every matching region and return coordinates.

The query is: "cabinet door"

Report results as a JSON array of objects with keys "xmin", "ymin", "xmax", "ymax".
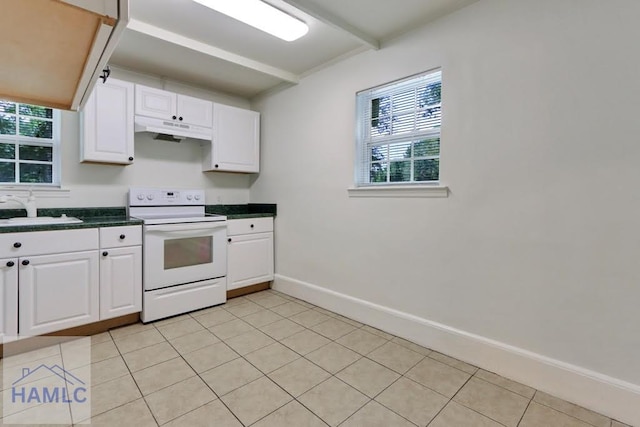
[
  {"xmin": 19, "ymin": 251, "xmax": 99, "ymax": 337},
  {"xmin": 204, "ymin": 104, "xmax": 260, "ymax": 173},
  {"xmin": 100, "ymin": 246, "xmax": 142, "ymax": 320},
  {"xmin": 0, "ymin": 258, "xmax": 18, "ymax": 344},
  {"xmin": 227, "ymin": 232, "xmax": 274, "ymax": 291},
  {"xmin": 135, "ymin": 85, "xmax": 176, "ymax": 120},
  {"xmin": 81, "ymin": 78, "xmax": 134, "ymax": 164},
  {"xmin": 177, "ymin": 94, "xmax": 213, "ymax": 127}
]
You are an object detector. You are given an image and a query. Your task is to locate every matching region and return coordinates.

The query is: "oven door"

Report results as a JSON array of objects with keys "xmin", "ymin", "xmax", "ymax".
[{"xmin": 143, "ymin": 221, "xmax": 227, "ymax": 291}]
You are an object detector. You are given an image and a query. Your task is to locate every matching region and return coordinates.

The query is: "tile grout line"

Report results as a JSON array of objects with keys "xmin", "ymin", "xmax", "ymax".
[
  {"xmin": 329, "ymin": 374, "xmax": 374, "ymax": 426},
  {"xmin": 431, "ymin": 363, "xmax": 520, "ymax": 427},
  {"xmin": 218, "ymin": 341, "xmax": 321, "ymax": 426},
  {"xmin": 146, "ymin": 321, "xmax": 237, "ymax": 427},
  {"xmin": 529, "ymin": 394, "xmax": 611, "ymax": 427},
  {"xmin": 470, "ymin": 375, "xmax": 535, "ymax": 401},
  {"xmin": 247, "ymin": 301, "xmax": 411, "ymax": 425},
  {"xmin": 470, "ymin": 370, "xmax": 536, "ymax": 400},
  {"xmin": 1, "ymin": 343, "xmax": 68, "ymax": 424},
  {"xmin": 177, "ymin": 309, "xmax": 289, "ymax": 427},
  {"xmin": 59, "ymin": 342, "xmax": 77, "ymax": 426},
  {"xmin": 424, "ymin": 364, "xmax": 476, "ymax": 427},
  {"xmin": 71, "ymin": 290, "xmax": 616, "ymax": 427},
  {"xmin": 516, "ymin": 396, "xmax": 534, "ymax": 427},
  {"xmin": 359, "ymin": 351, "xmax": 443, "ymax": 423},
  {"xmin": 363, "ymin": 373, "xmax": 424, "ymax": 427},
  {"xmin": 280, "ymin": 293, "xmax": 614, "ymax": 426},
  {"xmin": 150, "ymin": 327, "xmax": 246, "ymax": 427},
  {"xmin": 58, "ymin": 331, "xmax": 162, "ymax": 426},
  {"xmin": 212, "ymin": 301, "xmax": 376, "ymax": 426},
  {"xmin": 112, "ymin": 324, "xmax": 161, "ymax": 427}
]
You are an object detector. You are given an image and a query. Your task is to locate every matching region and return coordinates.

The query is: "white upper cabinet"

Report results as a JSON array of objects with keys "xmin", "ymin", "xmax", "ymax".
[
  {"xmin": 135, "ymin": 85, "xmax": 177, "ymax": 120},
  {"xmin": 81, "ymin": 78, "xmax": 135, "ymax": 164},
  {"xmin": 135, "ymin": 85, "xmax": 213, "ymax": 127},
  {"xmin": 203, "ymin": 103, "xmax": 261, "ymax": 173},
  {"xmin": 177, "ymin": 94, "xmax": 214, "ymax": 127}
]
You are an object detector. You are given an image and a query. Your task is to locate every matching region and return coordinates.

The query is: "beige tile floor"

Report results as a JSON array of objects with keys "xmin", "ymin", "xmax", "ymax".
[{"xmin": 0, "ymin": 289, "xmax": 632, "ymax": 426}]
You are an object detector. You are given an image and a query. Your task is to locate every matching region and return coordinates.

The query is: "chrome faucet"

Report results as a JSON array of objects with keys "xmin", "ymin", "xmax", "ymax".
[{"xmin": 0, "ymin": 190, "xmax": 37, "ymax": 217}]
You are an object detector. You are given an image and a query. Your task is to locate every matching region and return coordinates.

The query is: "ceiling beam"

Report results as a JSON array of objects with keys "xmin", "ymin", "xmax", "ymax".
[
  {"xmin": 127, "ymin": 19, "xmax": 300, "ymax": 84},
  {"xmin": 280, "ymin": 0, "xmax": 380, "ymax": 50}
]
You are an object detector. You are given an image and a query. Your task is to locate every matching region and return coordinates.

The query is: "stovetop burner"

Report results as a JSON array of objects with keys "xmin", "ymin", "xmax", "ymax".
[
  {"xmin": 127, "ymin": 187, "xmax": 226, "ymax": 224},
  {"xmin": 132, "ymin": 213, "xmax": 226, "ymax": 225}
]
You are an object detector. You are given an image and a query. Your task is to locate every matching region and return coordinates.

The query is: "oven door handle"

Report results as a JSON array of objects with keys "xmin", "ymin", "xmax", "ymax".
[{"xmin": 145, "ymin": 222, "xmax": 227, "ymax": 234}]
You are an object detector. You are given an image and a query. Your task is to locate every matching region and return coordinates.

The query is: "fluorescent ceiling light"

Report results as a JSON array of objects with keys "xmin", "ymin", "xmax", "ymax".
[{"xmin": 193, "ymin": 0, "xmax": 309, "ymax": 42}]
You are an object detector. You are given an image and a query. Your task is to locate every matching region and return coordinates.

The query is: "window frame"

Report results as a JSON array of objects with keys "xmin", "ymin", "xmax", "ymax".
[
  {"xmin": 0, "ymin": 101, "xmax": 61, "ymax": 187},
  {"xmin": 354, "ymin": 69, "xmax": 443, "ymax": 189}
]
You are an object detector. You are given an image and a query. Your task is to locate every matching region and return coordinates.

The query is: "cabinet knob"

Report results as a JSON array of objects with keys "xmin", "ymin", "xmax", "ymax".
[
  {"xmin": 250, "ymin": 224, "xmax": 254, "ymax": 228},
  {"xmin": 128, "ymin": 156, "xmax": 134, "ymax": 161},
  {"xmin": 6, "ymin": 261, "xmax": 14, "ymax": 267},
  {"xmin": 21, "ymin": 260, "xmax": 29, "ymax": 266},
  {"xmin": 102, "ymin": 251, "xmax": 109, "ymax": 256},
  {"xmin": 13, "ymin": 242, "xmax": 22, "ymax": 248},
  {"xmin": 179, "ymin": 116, "xmax": 183, "ymax": 121},
  {"xmin": 214, "ymin": 164, "xmax": 219, "ymax": 168},
  {"xmin": 228, "ymin": 238, "xmax": 232, "ymax": 243},
  {"xmin": 172, "ymin": 115, "xmax": 177, "ymax": 120},
  {"xmin": 119, "ymin": 234, "xmax": 126, "ymax": 240}
]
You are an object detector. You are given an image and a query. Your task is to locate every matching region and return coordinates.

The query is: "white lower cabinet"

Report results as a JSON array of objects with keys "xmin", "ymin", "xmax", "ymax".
[
  {"xmin": 99, "ymin": 225, "xmax": 142, "ymax": 319},
  {"xmin": 0, "ymin": 225, "xmax": 143, "ymax": 339},
  {"xmin": 19, "ymin": 251, "xmax": 99, "ymax": 337},
  {"xmin": 0, "ymin": 258, "xmax": 18, "ymax": 343},
  {"xmin": 227, "ymin": 218, "xmax": 274, "ymax": 291},
  {"xmin": 100, "ymin": 246, "xmax": 142, "ymax": 319}
]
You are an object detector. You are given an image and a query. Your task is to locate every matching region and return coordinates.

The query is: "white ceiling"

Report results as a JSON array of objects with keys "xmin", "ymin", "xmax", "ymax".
[{"xmin": 109, "ymin": 0, "xmax": 479, "ymax": 99}]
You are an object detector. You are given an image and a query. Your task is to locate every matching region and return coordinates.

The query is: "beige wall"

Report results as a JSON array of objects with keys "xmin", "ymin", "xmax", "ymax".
[{"xmin": 251, "ymin": 0, "xmax": 640, "ymax": 398}]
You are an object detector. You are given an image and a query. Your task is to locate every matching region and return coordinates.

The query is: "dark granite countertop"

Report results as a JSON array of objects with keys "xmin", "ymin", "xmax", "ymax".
[
  {"xmin": 0, "ymin": 204, "xmax": 276, "ymax": 233},
  {"xmin": 206, "ymin": 203, "xmax": 277, "ymax": 220},
  {"xmin": 0, "ymin": 207, "xmax": 142, "ymax": 234}
]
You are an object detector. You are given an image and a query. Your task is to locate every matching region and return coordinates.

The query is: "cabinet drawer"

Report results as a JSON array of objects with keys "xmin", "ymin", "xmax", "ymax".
[
  {"xmin": 100, "ymin": 226, "xmax": 142, "ymax": 248},
  {"xmin": 227, "ymin": 217, "xmax": 273, "ymax": 236},
  {"xmin": 0, "ymin": 228, "xmax": 99, "ymax": 258}
]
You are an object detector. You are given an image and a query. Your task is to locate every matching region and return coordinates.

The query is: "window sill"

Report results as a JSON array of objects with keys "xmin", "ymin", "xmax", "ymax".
[
  {"xmin": 347, "ymin": 185, "xmax": 449, "ymax": 198},
  {"xmin": 0, "ymin": 186, "xmax": 70, "ymax": 199}
]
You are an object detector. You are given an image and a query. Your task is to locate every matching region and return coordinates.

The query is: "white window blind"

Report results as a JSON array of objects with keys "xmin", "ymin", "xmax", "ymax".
[
  {"xmin": 0, "ymin": 100, "xmax": 60, "ymax": 185},
  {"xmin": 355, "ymin": 69, "xmax": 441, "ymax": 186}
]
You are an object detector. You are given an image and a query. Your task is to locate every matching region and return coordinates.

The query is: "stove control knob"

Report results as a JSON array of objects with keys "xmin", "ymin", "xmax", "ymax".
[
  {"xmin": 194, "ymin": 194, "xmax": 201, "ymax": 201},
  {"xmin": 147, "ymin": 194, "xmax": 155, "ymax": 201},
  {"xmin": 186, "ymin": 194, "xmax": 193, "ymax": 201},
  {"xmin": 137, "ymin": 194, "xmax": 144, "ymax": 201}
]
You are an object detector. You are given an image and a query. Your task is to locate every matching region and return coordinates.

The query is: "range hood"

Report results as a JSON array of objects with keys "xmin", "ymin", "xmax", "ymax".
[
  {"xmin": 134, "ymin": 116, "xmax": 213, "ymax": 142},
  {"xmin": 0, "ymin": 0, "xmax": 129, "ymax": 111}
]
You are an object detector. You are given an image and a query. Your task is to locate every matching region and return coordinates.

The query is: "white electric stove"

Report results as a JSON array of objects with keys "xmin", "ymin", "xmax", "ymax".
[{"xmin": 128, "ymin": 187, "xmax": 227, "ymax": 322}]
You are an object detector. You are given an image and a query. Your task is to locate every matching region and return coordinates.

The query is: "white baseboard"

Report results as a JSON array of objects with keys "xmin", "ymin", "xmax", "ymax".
[{"xmin": 273, "ymin": 274, "xmax": 640, "ymax": 427}]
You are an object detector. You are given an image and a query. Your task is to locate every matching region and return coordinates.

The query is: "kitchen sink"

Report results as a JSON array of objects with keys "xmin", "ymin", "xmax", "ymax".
[{"xmin": 0, "ymin": 216, "xmax": 83, "ymax": 227}]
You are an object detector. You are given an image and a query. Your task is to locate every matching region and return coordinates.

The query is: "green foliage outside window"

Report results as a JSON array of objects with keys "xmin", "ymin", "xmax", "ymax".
[
  {"xmin": 368, "ymin": 79, "xmax": 441, "ymax": 183},
  {"xmin": 0, "ymin": 100, "xmax": 56, "ymax": 184}
]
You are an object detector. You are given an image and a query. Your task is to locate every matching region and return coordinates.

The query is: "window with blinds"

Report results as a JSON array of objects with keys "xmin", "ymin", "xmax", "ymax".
[
  {"xmin": 0, "ymin": 100, "xmax": 60, "ymax": 185},
  {"xmin": 355, "ymin": 69, "xmax": 441, "ymax": 186}
]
